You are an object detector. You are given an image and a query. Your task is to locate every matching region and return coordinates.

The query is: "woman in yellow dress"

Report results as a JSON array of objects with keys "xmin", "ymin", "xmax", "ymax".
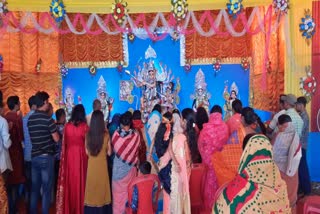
[{"xmin": 84, "ymin": 110, "xmax": 112, "ymax": 213}]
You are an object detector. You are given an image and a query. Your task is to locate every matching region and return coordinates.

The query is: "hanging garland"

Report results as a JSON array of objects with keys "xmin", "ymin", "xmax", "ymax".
[
  {"xmin": 300, "ymin": 66, "xmax": 317, "ymax": 101},
  {"xmin": 226, "ymin": 0, "xmax": 243, "ymax": 18},
  {"xmin": 299, "ymin": 9, "xmax": 315, "ymax": 45},
  {"xmin": 111, "ymin": 0, "xmax": 128, "ymax": 25},
  {"xmin": 2, "ymin": 6, "xmax": 278, "ymax": 38},
  {"xmin": 241, "ymin": 58, "xmax": 250, "ymax": 71},
  {"xmin": 59, "ymin": 63, "xmax": 68, "ymax": 77},
  {"xmin": 171, "ymin": 0, "xmax": 188, "ymax": 22},
  {"xmin": 273, "ymin": 0, "xmax": 289, "ymax": 15},
  {"xmin": 49, "ymin": 0, "xmax": 66, "ymax": 23}
]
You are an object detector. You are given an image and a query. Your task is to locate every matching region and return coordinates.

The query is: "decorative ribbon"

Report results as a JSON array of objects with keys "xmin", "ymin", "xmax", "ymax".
[{"xmin": 1, "ymin": 5, "xmax": 279, "ymax": 39}]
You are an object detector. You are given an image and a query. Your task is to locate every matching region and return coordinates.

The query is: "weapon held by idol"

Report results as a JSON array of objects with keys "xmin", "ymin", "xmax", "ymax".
[{"xmin": 125, "ymin": 70, "xmax": 165, "ymax": 97}]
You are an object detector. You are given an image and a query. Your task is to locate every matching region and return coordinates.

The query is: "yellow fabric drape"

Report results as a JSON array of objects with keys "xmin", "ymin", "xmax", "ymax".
[
  {"xmin": 8, "ymin": 0, "xmax": 270, "ymax": 14},
  {"xmin": 0, "ymin": 12, "xmax": 60, "ymax": 114},
  {"xmin": 285, "ymin": 0, "xmax": 312, "ymax": 115}
]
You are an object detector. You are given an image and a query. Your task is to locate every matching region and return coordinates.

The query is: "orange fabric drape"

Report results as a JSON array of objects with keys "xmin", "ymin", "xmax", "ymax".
[
  {"xmin": 250, "ymin": 7, "xmax": 285, "ymax": 112},
  {"xmin": 185, "ymin": 9, "xmax": 252, "ymax": 59},
  {"xmin": 0, "ymin": 12, "xmax": 60, "ymax": 114},
  {"xmin": 59, "ymin": 14, "xmax": 123, "ymax": 62}
]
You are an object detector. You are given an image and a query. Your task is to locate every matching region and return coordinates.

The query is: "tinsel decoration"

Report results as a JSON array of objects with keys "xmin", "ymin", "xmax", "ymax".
[
  {"xmin": 50, "ymin": 0, "xmax": 66, "ymax": 23},
  {"xmin": 171, "ymin": 0, "xmax": 188, "ymax": 22},
  {"xmin": 111, "ymin": 0, "xmax": 128, "ymax": 25},
  {"xmin": 299, "ymin": 9, "xmax": 316, "ymax": 45},
  {"xmin": 226, "ymin": 0, "xmax": 243, "ymax": 18}
]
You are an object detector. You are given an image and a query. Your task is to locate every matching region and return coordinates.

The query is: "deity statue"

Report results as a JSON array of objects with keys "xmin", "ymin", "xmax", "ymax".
[
  {"xmin": 129, "ymin": 45, "xmax": 179, "ymax": 122},
  {"xmin": 191, "ymin": 69, "xmax": 210, "ymax": 112},
  {"xmin": 223, "ymin": 81, "xmax": 239, "ymax": 120},
  {"xmin": 97, "ymin": 76, "xmax": 113, "ymax": 122},
  {"xmin": 161, "ymin": 78, "xmax": 181, "ymax": 113},
  {"xmin": 64, "ymin": 87, "xmax": 74, "ymax": 121}
]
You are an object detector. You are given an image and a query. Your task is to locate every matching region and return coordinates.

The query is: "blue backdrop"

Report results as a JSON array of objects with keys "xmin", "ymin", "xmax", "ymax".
[{"xmin": 62, "ymin": 36, "xmax": 250, "ymax": 118}]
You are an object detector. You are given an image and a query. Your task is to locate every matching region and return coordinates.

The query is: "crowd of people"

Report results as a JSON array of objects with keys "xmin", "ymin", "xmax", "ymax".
[{"xmin": 0, "ymin": 89, "xmax": 311, "ymax": 214}]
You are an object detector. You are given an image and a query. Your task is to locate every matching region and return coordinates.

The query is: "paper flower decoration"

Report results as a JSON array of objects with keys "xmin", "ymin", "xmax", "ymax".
[
  {"xmin": 213, "ymin": 58, "xmax": 221, "ymax": 76},
  {"xmin": 226, "ymin": 0, "xmax": 243, "ymax": 18},
  {"xmin": 50, "ymin": 0, "xmax": 66, "ymax": 23},
  {"xmin": 299, "ymin": 10, "xmax": 316, "ymax": 45},
  {"xmin": 59, "ymin": 63, "xmax": 68, "ymax": 77},
  {"xmin": 35, "ymin": 58, "xmax": 42, "ymax": 73},
  {"xmin": 171, "ymin": 0, "xmax": 188, "ymax": 22},
  {"xmin": 111, "ymin": 0, "xmax": 128, "ymax": 25},
  {"xmin": 184, "ymin": 60, "xmax": 191, "ymax": 72},
  {"xmin": 241, "ymin": 58, "xmax": 250, "ymax": 71},
  {"xmin": 0, "ymin": 0, "xmax": 9, "ymax": 14},
  {"xmin": 300, "ymin": 66, "xmax": 317, "ymax": 101},
  {"xmin": 0, "ymin": 55, "xmax": 3, "ymax": 73},
  {"xmin": 128, "ymin": 32, "xmax": 135, "ymax": 42},
  {"xmin": 273, "ymin": 0, "xmax": 289, "ymax": 15},
  {"xmin": 89, "ymin": 63, "xmax": 97, "ymax": 75}
]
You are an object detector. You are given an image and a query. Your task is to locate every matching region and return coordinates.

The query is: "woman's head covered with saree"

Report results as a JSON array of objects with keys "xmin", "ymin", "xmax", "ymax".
[{"xmin": 214, "ymin": 134, "xmax": 290, "ymax": 214}]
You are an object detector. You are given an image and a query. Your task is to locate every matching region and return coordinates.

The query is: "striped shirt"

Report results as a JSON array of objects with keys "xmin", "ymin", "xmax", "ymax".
[{"xmin": 28, "ymin": 110, "xmax": 57, "ymax": 157}]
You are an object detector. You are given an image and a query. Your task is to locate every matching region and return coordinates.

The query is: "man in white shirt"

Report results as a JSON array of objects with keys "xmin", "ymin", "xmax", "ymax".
[
  {"xmin": 0, "ymin": 101, "xmax": 12, "ymax": 175},
  {"xmin": 283, "ymin": 94, "xmax": 304, "ymax": 137},
  {"xmin": 267, "ymin": 94, "xmax": 287, "ymax": 137}
]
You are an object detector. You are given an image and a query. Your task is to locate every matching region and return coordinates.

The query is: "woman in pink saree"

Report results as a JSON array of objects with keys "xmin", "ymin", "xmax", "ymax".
[
  {"xmin": 157, "ymin": 110, "xmax": 191, "ymax": 214},
  {"xmin": 198, "ymin": 105, "xmax": 229, "ymax": 211}
]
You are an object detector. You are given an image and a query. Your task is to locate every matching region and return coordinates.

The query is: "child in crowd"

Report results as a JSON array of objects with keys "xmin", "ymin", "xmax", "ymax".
[{"xmin": 127, "ymin": 161, "xmax": 159, "ymax": 212}]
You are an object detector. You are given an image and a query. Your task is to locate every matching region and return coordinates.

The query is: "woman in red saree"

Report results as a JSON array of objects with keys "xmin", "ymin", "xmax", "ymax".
[
  {"xmin": 198, "ymin": 105, "xmax": 229, "ymax": 211},
  {"xmin": 56, "ymin": 104, "xmax": 89, "ymax": 214}
]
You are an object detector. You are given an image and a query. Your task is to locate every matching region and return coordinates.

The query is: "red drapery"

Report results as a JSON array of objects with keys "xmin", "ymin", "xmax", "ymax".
[{"xmin": 312, "ymin": 1, "xmax": 320, "ymax": 132}]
